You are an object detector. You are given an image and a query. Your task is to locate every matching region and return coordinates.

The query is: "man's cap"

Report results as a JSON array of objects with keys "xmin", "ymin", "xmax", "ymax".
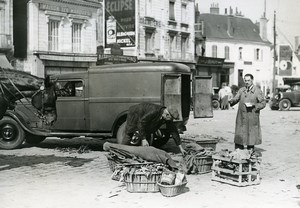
[{"xmin": 167, "ymin": 107, "xmax": 180, "ymax": 120}]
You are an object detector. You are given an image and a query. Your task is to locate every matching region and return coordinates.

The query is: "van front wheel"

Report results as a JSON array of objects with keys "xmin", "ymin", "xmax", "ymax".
[{"xmin": 0, "ymin": 117, "xmax": 25, "ymax": 149}]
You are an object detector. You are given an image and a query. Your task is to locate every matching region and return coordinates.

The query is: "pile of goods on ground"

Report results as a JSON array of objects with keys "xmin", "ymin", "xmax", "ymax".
[
  {"xmin": 211, "ymin": 149, "xmax": 261, "ymax": 187},
  {"xmin": 183, "ymin": 141, "xmax": 215, "ymax": 174}
]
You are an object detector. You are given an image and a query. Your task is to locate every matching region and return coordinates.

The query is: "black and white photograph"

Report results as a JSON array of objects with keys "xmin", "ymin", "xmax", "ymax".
[{"xmin": 0, "ymin": 0, "xmax": 300, "ymax": 207}]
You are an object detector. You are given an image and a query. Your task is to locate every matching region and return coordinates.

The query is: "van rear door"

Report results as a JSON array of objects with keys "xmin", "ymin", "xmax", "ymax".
[
  {"xmin": 162, "ymin": 74, "xmax": 183, "ymax": 121},
  {"xmin": 193, "ymin": 76, "xmax": 213, "ymax": 118}
]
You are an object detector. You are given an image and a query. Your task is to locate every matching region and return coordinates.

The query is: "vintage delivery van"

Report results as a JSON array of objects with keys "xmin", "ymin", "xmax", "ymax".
[{"xmin": 0, "ymin": 62, "xmax": 213, "ymax": 149}]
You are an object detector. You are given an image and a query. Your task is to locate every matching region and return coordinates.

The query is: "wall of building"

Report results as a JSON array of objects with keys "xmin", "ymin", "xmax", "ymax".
[
  {"xmin": 15, "ymin": 0, "xmax": 101, "ymax": 76},
  {"xmin": 205, "ymin": 39, "xmax": 272, "ymax": 93},
  {"xmin": 102, "ymin": 0, "xmax": 195, "ymax": 65},
  {"xmin": 0, "ymin": 0, "xmax": 13, "ymax": 55}
]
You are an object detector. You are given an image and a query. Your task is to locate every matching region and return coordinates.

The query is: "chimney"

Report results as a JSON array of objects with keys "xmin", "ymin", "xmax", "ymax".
[
  {"xmin": 259, "ymin": 16, "xmax": 268, "ymax": 41},
  {"xmin": 229, "ymin": 6, "xmax": 233, "ymax": 15},
  {"xmin": 210, "ymin": 3, "xmax": 219, "ymax": 14},
  {"xmin": 225, "ymin": 8, "xmax": 227, "ymax": 15}
]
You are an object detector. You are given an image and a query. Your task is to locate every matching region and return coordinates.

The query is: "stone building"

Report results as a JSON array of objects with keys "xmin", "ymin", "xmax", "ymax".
[
  {"xmin": 0, "ymin": 0, "xmax": 13, "ymax": 69},
  {"xmin": 195, "ymin": 3, "xmax": 272, "ymax": 95},
  {"xmin": 13, "ymin": 0, "xmax": 102, "ymax": 77},
  {"xmin": 101, "ymin": 0, "xmax": 195, "ymax": 68}
]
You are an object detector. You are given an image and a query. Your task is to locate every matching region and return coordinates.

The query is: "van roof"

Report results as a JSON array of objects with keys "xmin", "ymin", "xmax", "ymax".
[{"xmin": 88, "ymin": 62, "xmax": 191, "ymax": 73}]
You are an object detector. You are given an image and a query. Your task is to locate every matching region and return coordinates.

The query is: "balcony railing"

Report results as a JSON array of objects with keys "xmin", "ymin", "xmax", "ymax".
[{"xmin": 0, "ymin": 34, "xmax": 13, "ymax": 50}]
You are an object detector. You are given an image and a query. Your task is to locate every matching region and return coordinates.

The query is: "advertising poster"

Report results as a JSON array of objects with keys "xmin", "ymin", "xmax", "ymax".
[
  {"xmin": 278, "ymin": 45, "xmax": 293, "ymax": 76},
  {"xmin": 105, "ymin": 0, "xmax": 136, "ymax": 48}
]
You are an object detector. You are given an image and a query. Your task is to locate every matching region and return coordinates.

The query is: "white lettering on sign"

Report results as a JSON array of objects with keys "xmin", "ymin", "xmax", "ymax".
[
  {"xmin": 106, "ymin": 0, "xmax": 133, "ymax": 12},
  {"xmin": 39, "ymin": 3, "xmax": 92, "ymax": 16}
]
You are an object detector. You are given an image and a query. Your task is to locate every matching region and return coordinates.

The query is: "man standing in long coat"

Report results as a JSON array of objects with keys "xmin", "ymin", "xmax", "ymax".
[{"xmin": 229, "ymin": 74, "xmax": 266, "ymax": 150}]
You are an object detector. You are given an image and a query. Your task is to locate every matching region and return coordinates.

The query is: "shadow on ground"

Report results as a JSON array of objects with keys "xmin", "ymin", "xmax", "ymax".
[{"xmin": 0, "ymin": 154, "xmax": 93, "ymax": 171}]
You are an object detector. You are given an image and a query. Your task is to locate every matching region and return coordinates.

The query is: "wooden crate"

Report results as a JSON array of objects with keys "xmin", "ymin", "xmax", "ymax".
[{"xmin": 211, "ymin": 155, "xmax": 260, "ymax": 187}]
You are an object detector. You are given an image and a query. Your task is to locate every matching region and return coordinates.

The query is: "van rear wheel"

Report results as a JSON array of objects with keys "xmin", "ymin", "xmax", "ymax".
[
  {"xmin": 0, "ymin": 117, "xmax": 25, "ymax": 149},
  {"xmin": 152, "ymin": 130, "xmax": 170, "ymax": 148}
]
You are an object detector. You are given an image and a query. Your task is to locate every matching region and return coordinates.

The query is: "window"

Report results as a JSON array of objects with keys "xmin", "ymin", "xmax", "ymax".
[
  {"xmin": 48, "ymin": 20, "xmax": 59, "ymax": 51},
  {"xmin": 56, "ymin": 81, "xmax": 83, "ymax": 97},
  {"xmin": 181, "ymin": 36, "xmax": 187, "ymax": 59},
  {"xmin": 181, "ymin": 4, "xmax": 187, "ymax": 23},
  {"xmin": 145, "ymin": 31, "xmax": 154, "ymax": 53},
  {"xmin": 255, "ymin": 48, "xmax": 263, "ymax": 61},
  {"xmin": 225, "ymin": 46, "xmax": 230, "ymax": 59},
  {"xmin": 145, "ymin": 0, "xmax": 152, "ymax": 17},
  {"xmin": 169, "ymin": 35, "xmax": 175, "ymax": 59},
  {"xmin": 72, "ymin": 23, "xmax": 82, "ymax": 53},
  {"xmin": 239, "ymin": 47, "xmax": 243, "ymax": 60},
  {"xmin": 169, "ymin": 1, "xmax": 175, "ymax": 20},
  {"xmin": 212, "ymin": 45, "xmax": 217, "ymax": 57}
]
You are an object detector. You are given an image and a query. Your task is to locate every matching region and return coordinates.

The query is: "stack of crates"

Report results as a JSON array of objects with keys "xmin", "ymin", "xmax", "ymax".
[{"xmin": 211, "ymin": 155, "xmax": 260, "ymax": 187}]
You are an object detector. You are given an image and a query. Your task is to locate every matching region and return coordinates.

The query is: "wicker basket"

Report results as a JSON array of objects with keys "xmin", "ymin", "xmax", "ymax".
[
  {"xmin": 157, "ymin": 182, "xmax": 188, "ymax": 197},
  {"xmin": 195, "ymin": 156, "xmax": 213, "ymax": 174},
  {"xmin": 124, "ymin": 172, "xmax": 162, "ymax": 193}
]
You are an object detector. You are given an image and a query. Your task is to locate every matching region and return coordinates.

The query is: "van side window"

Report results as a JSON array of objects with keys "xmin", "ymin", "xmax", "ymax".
[{"xmin": 56, "ymin": 81, "xmax": 83, "ymax": 97}]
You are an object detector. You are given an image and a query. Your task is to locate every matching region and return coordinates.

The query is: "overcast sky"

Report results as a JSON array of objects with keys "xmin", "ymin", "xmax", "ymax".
[{"xmin": 197, "ymin": 0, "xmax": 300, "ymax": 48}]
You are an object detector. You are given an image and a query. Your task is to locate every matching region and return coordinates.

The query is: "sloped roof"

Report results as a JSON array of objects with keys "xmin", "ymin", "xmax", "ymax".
[{"xmin": 200, "ymin": 13, "xmax": 265, "ymax": 43}]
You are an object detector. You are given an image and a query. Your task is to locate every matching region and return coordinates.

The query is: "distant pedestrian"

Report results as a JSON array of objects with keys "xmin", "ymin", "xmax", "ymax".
[
  {"xmin": 229, "ymin": 74, "xmax": 266, "ymax": 150},
  {"xmin": 218, "ymin": 83, "xmax": 229, "ymax": 110}
]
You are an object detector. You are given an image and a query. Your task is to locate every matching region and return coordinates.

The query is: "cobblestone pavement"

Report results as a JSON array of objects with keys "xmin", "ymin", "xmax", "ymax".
[{"xmin": 0, "ymin": 107, "xmax": 300, "ymax": 208}]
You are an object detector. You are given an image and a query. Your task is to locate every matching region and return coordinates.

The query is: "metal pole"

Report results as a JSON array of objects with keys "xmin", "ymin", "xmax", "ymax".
[{"xmin": 272, "ymin": 11, "xmax": 277, "ymax": 93}]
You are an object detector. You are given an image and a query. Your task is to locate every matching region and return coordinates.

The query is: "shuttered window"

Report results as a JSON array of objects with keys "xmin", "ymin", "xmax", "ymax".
[
  {"xmin": 72, "ymin": 23, "xmax": 82, "ymax": 53},
  {"xmin": 48, "ymin": 20, "xmax": 59, "ymax": 51},
  {"xmin": 212, "ymin": 45, "xmax": 217, "ymax": 57},
  {"xmin": 169, "ymin": 1, "xmax": 175, "ymax": 20},
  {"xmin": 225, "ymin": 46, "xmax": 230, "ymax": 59}
]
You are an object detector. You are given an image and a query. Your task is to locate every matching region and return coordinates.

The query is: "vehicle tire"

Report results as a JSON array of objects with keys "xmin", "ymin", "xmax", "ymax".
[
  {"xmin": 0, "ymin": 117, "xmax": 25, "ymax": 149},
  {"xmin": 212, "ymin": 100, "xmax": 220, "ymax": 110},
  {"xmin": 152, "ymin": 129, "xmax": 170, "ymax": 148},
  {"xmin": 116, "ymin": 121, "xmax": 127, "ymax": 144},
  {"xmin": 25, "ymin": 134, "xmax": 46, "ymax": 145},
  {"xmin": 279, "ymin": 99, "xmax": 291, "ymax": 111}
]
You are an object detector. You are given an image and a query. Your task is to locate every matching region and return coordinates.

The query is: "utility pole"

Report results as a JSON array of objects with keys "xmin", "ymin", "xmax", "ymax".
[{"xmin": 272, "ymin": 11, "xmax": 277, "ymax": 93}]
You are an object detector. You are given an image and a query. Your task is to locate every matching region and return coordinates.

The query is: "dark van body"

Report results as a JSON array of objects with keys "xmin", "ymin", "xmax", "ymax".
[{"xmin": 1, "ymin": 63, "xmax": 212, "ymax": 149}]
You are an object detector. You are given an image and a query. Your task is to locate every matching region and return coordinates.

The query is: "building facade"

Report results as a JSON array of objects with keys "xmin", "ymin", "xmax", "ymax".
[
  {"xmin": 14, "ymin": 0, "xmax": 102, "ymax": 77},
  {"xmin": 0, "ymin": 0, "xmax": 13, "ymax": 69},
  {"xmin": 102, "ymin": 0, "xmax": 195, "ymax": 68},
  {"xmin": 195, "ymin": 4, "xmax": 272, "ymax": 95}
]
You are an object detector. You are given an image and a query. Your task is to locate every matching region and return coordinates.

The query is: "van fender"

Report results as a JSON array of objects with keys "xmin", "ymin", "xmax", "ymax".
[
  {"xmin": 112, "ymin": 110, "xmax": 128, "ymax": 137},
  {"xmin": 4, "ymin": 111, "xmax": 48, "ymax": 137}
]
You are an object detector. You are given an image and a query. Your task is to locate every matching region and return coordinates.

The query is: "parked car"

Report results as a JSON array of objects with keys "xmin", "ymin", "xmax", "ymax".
[
  {"xmin": 270, "ymin": 79, "xmax": 300, "ymax": 111},
  {"xmin": 0, "ymin": 63, "xmax": 213, "ymax": 149},
  {"xmin": 212, "ymin": 87, "xmax": 220, "ymax": 110}
]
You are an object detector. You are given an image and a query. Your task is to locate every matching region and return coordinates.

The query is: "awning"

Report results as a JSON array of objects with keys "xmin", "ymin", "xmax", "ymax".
[{"xmin": 0, "ymin": 53, "xmax": 13, "ymax": 69}]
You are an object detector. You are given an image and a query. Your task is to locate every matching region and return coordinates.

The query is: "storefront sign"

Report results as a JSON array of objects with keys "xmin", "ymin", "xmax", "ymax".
[
  {"xmin": 196, "ymin": 57, "xmax": 224, "ymax": 66},
  {"xmin": 39, "ymin": 3, "xmax": 92, "ymax": 16},
  {"xmin": 139, "ymin": 17, "xmax": 161, "ymax": 28},
  {"xmin": 105, "ymin": 0, "xmax": 136, "ymax": 48},
  {"xmin": 97, "ymin": 54, "xmax": 137, "ymax": 65}
]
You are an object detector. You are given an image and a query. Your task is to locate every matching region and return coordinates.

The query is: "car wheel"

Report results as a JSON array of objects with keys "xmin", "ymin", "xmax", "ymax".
[
  {"xmin": 152, "ymin": 129, "xmax": 170, "ymax": 148},
  {"xmin": 279, "ymin": 99, "xmax": 291, "ymax": 111},
  {"xmin": 116, "ymin": 121, "xmax": 127, "ymax": 144},
  {"xmin": 25, "ymin": 134, "xmax": 46, "ymax": 145},
  {"xmin": 0, "ymin": 117, "xmax": 25, "ymax": 149},
  {"xmin": 212, "ymin": 100, "xmax": 220, "ymax": 110}
]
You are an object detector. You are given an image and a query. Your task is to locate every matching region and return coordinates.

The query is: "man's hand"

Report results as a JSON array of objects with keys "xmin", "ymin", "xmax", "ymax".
[
  {"xmin": 178, "ymin": 145, "xmax": 186, "ymax": 156},
  {"xmin": 141, "ymin": 139, "xmax": 149, "ymax": 146}
]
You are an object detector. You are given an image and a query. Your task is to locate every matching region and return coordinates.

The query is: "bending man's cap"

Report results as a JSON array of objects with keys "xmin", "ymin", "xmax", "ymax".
[{"xmin": 168, "ymin": 107, "xmax": 180, "ymax": 120}]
